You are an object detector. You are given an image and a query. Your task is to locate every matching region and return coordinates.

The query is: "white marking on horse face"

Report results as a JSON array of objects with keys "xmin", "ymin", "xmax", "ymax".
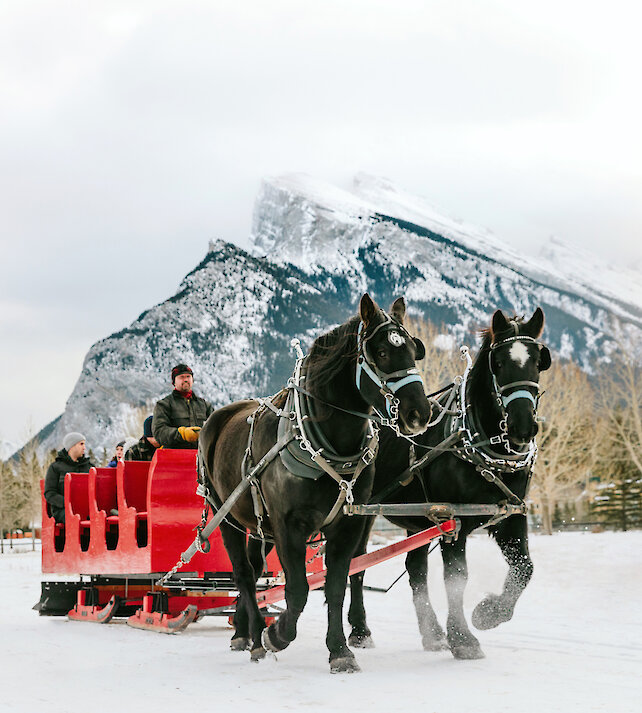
[
  {"xmin": 388, "ymin": 331, "xmax": 406, "ymax": 347},
  {"xmin": 509, "ymin": 341, "xmax": 530, "ymax": 368}
]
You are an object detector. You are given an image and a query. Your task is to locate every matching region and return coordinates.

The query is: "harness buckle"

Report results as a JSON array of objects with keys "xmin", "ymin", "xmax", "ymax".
[
  {"xmin": 479, "ymin": 468, "xmax": 496, "ymax": 483},
  {"xmin": 362, "ymin": 448, "xmax": 376, "ymax": 466},
  {"xmin": 490, "ymin": 435, "xmax": 502, "ymax": 445},
  {"xmin": 339, "ymin": 479, "xmax": 355, "ymax": 505}
]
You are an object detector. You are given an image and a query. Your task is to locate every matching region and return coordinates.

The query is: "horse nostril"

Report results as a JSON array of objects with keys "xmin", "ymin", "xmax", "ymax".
[{"xmin": 407, "ymin": 408, "xmax": 426, "ymax": 429}]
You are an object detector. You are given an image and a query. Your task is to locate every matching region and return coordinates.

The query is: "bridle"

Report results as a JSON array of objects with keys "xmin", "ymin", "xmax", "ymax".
[
  {"xmin": 355, "ymin": 313, "xmax": 425, "ymax": 434},
  {"xmin": 487, "ymin": 333, "xmax": 543, "ymax": 455}
]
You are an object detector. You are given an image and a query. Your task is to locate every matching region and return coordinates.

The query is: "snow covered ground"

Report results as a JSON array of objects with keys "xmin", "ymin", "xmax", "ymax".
[{"xmin": 1, "ymin": 531, "xmax": 640, "ymax": 713}]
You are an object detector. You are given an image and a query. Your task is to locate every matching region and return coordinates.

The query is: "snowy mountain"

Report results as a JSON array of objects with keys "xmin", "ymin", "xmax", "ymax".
[{"xmin": 28, "ymin": 174, "xmax": 642, "ymax": 457}]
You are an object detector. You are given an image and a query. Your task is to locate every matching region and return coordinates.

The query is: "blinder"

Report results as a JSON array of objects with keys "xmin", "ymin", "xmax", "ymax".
[
  {"xmin": 413, "ymin": 337, "xmax": 425, "ymax": 361},
  {"xmin": 538, "ymin": 345, "xmax": 551, "ymax": 371}
]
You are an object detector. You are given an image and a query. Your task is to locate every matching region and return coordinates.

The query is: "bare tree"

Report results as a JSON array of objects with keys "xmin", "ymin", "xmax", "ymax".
[
  {"xmin": 15, "ymin": 437, "xmax": 44, "ymax": 550},
  {"xmin": 0, "ymin": 460, "xmax": 28, "ymax": 549},
  {"xmin": 405, "ymin": 317, "xmax": 460, "ymax": 394},
  {"xmin": 0, "ymin": 459, "xmax": 11, "ymax": 553},
  {"xmin": 530, "ymin": 360, "xmax": 596, "ymax": 535},
  {"xmin": 596, "ymin": 347, "xmax": 642, "ymax": 479}
]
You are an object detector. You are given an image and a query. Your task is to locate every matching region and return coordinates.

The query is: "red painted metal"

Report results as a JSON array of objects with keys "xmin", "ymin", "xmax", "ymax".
[
  {"xmin": 256, "ymin": 520, "xmax": 456, "ymax": 607},
  {"xmin": 67, "ymin": 591, "xmax": 119, "ymax": 623},
  {"xmin": 127, "ymin": 604, "xmax": 198, "ymax": 633}
]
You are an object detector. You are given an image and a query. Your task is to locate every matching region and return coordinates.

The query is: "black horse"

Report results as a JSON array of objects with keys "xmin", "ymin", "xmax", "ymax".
[
  {"xmin": 347, "ymin": 308, "xmax": 551, "ymax": 659},
  {"xmin": 199, "ymin": 294, "xmax": 431, "ymax": 672}
]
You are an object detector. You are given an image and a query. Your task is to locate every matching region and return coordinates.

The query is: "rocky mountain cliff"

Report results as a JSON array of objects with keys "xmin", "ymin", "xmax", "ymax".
[{"xmin": 30, "ymin": 174, "xmax": 642, "ymax": 456}]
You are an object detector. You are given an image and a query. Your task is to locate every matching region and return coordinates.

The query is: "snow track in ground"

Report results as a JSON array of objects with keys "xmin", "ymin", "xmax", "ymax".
[{"xmin": 1, "ymin": 531, "xmax": 640, "ymax": 713}]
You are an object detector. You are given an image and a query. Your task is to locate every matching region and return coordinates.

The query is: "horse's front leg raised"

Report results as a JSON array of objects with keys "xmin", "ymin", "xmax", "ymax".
[
  {"xmin": 441, "ymin": 535, "xmax": 484, "ymax": 659},
  {"xmin": 325, "ymin": 519, "xmax": 366, "ymax": 673},
  {"xmin": 472, "ymin": 515, "xmax": 533, "ymax": 630},
  {"xmin": 406, "ymin": 541, "xmax": 448, "ymax": 651},
  {"xmin": 348, "ymin": 516, "xmax": 375, "ymax": 649},
  {"xmin": 261, "ymin": 516, "xmax": 309, "ymax": 654}
]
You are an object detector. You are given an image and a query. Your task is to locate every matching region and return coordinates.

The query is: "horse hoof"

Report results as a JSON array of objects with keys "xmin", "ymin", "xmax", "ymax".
[
  {"xmin": 348, "ymin": 633, "xmax": 375, "ymax": 649},
  {"xmin": 250, "ymin": 647, "xmax": 266, "ymax": 662},
  {"xmin": 450, "ymin": 644, "xmax": 485, "ymax": 660},
  {"xmin": 330, "ymin": 655, "xmax": 361, "ymax": 673},
  {"xmin": 472, "ymin": 596, "xmax": 513, "ymax": 631},
  {"xmin": 261, "ymin": 625, "xmax": 289, "ymax": 653},
  {"xmin": 230, "ymin": 637, "xmax": 251, "ymax": 651},
  {"xmin": 422, "ymin": 636, "xmax": 449, "ymax": 652}
]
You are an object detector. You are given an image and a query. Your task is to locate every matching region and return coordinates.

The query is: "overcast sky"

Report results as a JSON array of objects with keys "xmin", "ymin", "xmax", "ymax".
[{"xmin": 1, "ymin": 0, "xmax": 641, "ymax": 450}]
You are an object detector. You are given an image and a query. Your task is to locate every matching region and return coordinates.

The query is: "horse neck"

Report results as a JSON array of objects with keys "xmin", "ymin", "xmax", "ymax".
[
  {"xmin": 467, "ymin": 351, "xmax": 506, "ymax": 445},
  {"xmin": 308, "ymin": 360, "xmax": 370, "ymax": 456}
]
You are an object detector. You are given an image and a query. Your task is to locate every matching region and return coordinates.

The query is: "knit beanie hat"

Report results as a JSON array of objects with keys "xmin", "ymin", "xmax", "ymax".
[
  {"xmin": 172, "ymin": 363, "xmax": 193, "ymax": 383},
  {"xmin": 63, "ymin": 432, "xmax": 85, "ymax": 451},
  {"xmin": 143, "ymin": 416, "xmax": 153, "ymax": 438}
]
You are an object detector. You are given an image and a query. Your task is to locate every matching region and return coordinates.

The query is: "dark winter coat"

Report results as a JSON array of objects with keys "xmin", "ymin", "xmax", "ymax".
[
  {"xmin": 43, "ymin": 450, "xmax": 94, "ymax": 523},
  {"xmin": 125, "ymin": 437, "xmax": 158, "ymax": 462},
  {"xmin": 153, "ymin": 390, "xmax": 213, "ymax": 449}
]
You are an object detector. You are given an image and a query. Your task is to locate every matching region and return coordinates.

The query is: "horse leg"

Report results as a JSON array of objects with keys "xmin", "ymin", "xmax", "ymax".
[
  {"xmin": 219, "ymin": 521, "xmax": 267, "ymax": 659},
  {"xmin": 472, "ymin": 515, "xmax": 533, "ymax": 630},
  {"xmin": 348, "ymin": 517, "xmax": 375, "ymax": 649},
  {"xmin": 261, "ymin": 517, "xmax": 309, "ymax": 654},
  {"xmin": 325, "ymin": 522, "xmax": 364, "ymax": 673},
  {"xmin": 441, "ymin": 535, "xmax": 484, "ymax": 659},
  {"xmin": 247, "ymin": 536, "xmax": 275, "ymax": 621},
  {"xmin": 406, "ymin": 541, "xmax": 448, "ymax": 651}
]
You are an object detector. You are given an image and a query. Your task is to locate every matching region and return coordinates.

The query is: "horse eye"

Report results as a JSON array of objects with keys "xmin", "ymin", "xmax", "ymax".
[
  {"xmin": 495, "ymin": 361, "xmax": 503, "ymax": 370},
  {"xmin": 377, "ymin": 349, "xmax": 387, "ymax": 359}
]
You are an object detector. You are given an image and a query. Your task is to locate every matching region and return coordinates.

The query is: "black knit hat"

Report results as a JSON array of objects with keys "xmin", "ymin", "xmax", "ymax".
[{"xmin": 171, "ymin": 363, "xmax": 193, "ymax": 383}]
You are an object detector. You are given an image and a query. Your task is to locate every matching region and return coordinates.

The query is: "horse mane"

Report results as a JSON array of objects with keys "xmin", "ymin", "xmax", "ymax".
[{"xmin": 305, "ymin": 315, "xmax": 361, "ymax": 396}]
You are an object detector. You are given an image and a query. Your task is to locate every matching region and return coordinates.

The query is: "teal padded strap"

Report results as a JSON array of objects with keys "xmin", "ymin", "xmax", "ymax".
[{"xmin": 502, "ymin": 390, "xmax": 537, "ymax": 407}]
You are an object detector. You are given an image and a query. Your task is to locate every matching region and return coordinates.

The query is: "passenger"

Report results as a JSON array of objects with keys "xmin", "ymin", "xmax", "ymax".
[
  {"xmin": 125, "ymin": 416, "xmax": 159, "ymax": 462},
  {"xmin": 107, "ymin": 441, "xmax": 125, "ymax": 468},
  {"xmin": 153, "ymin": 363, "xmax": 213, "ymax": 449},
  {"xmin": 44, "ymin": 432, "xmax": 95, "ymax": 524}
]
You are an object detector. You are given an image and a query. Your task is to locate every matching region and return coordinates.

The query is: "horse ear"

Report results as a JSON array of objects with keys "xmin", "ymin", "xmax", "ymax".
[
  {"xmin": 389, "ymin": 297, "xmax": 406, "ymax": 324},
  {"xmin": 525, "ymin": 307, "xmax": 545, "ymax": 338},
  {"xmin": 491, "ymin": 310, "xmax": 510, "ymax": 340},
  {"xmin": 538, "ymin": 345, "xmax": 551, "ymax": 371},
  {"xmin": 359, "ymin": 293, "xmax": 378, "ymax": 326}
]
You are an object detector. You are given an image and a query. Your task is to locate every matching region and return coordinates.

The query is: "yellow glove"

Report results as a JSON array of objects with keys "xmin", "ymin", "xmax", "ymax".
[{"xmin": 178, "ymin": 426, "xmax": 201, "ymax": 443}]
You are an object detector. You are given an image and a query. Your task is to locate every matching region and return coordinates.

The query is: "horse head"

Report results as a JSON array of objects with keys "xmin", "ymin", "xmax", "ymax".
[
  {"xmin": 486, "ymin": 307, "xmax": 551, "ymax": 450},
  {"xmin": 357, "ymin": 294, "xmax": 431, "ymax": 436}
]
